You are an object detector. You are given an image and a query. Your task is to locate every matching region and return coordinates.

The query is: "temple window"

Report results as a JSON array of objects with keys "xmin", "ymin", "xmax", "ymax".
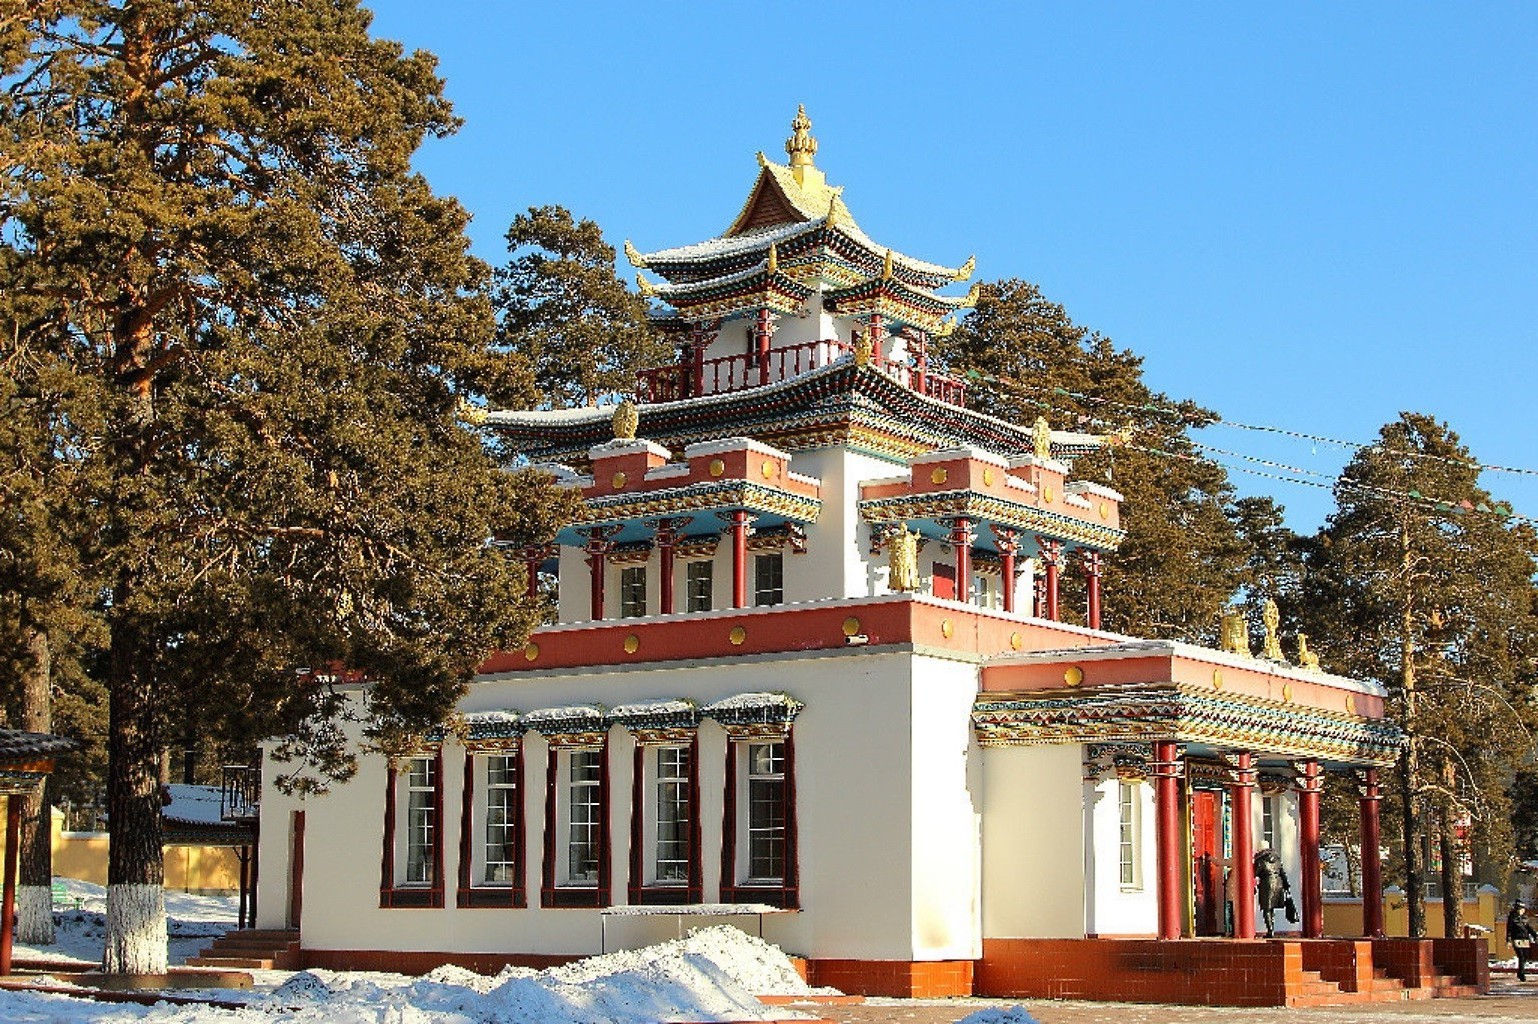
[
  {"xmin": 564, "ymin": 748, "xmax": 604, "ymax": 885},
  {"xmin": 754, "ymin": 552, "xmax": 784, "ymax": 606},
  {"xmin": 972, "ymin": 574, "xmax": 992, "ymax": 609},
  {"xmin": 1262, "ymin": 795, "xmax": 1277, "ymax": 851},
  {"xmin": 746, "ymin": 741, "xmax": 787, "ymax": 882},
  {"xmin": 403, "ymin": 756, "xmax": 436, "ymax": 885},
  {"xmin": 1118, "ymin": 781, "xmax": 1142, "ymax": 888},
  {"xmin": 653, "ymin": 745, "xmax": 692, "ymax": 885},
  {"xmin": 620, "ymin": 566, "xmax": 647, "ymax": 618},
  {"xmin": 483, "ymin": 754, "xmax": 520, "ymax": 884},
  {"xmin": 686, "ymin": 559, "xmax": 714, "ymax": 613}
]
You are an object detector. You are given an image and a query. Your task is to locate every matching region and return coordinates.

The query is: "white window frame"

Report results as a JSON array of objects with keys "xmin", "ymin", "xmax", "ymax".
[
  {"xmin": 1118, "ymin": 780, "xmax": 1142, "ymax": 889},
  {"xmin": 739, "ymin": 740, "xmax": 787, "ymax": 884},
  {"xmin": 558, "ymin": 747, "xmax": 604, "ymax": 887},
  {"xmin": 647, "ymin": 745, "xmax": 691, "ymax": 886},
  {"xmin": 1262, "ymin": 794, "xmax": 1277, "ymax": 852},
  {"xmin": 400, "ymin": 756, "xmax": 436, "ymax": 886},
  {"xmin": 479, "ymin": 752, "xmax": 519, "ymax": 886}
]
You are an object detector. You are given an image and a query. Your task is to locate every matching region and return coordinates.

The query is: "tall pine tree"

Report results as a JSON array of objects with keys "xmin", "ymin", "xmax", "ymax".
[
  {"xmin": 1302, "ymin": 413, "xmax": 1538, "ymax": 936},
  {"xmin": 3, "ymin": 1, "xmax": 573, "ymax": 971}
]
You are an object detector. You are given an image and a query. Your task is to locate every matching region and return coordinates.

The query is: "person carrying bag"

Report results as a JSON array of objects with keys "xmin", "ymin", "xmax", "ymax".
[{"xmin": 1508, "ymin": 901, "xmax": 1537, "ymax": 981}]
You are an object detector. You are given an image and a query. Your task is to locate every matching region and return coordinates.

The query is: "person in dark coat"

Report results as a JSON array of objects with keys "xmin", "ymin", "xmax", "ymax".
[
  {"xmin": 1508, "ymin": 901, "xmax": 1537, "ymax": 981},
  {"xmin": 1254, "ymin": 847, "xmax": 1291, "ymax": 938}
]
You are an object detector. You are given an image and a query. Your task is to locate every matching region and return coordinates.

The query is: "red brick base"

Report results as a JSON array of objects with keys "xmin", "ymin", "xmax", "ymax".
[{"xmin": 803, "ymin": 959, "xmax": 974, "ymax": 998}]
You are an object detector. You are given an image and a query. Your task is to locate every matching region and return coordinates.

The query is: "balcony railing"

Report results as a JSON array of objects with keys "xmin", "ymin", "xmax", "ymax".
[
  {"xmin": 221, "ymin": 764, "xmax": 261, "ymax": 823},
  {"xmin": 636, "ymin": 338, "xmax": 967, "ymax": 408}
]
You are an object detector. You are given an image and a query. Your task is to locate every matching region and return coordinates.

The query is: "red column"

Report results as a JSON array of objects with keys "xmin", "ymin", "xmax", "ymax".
[
  {"xmin": 521, "ymin": 544, "xmax": 546, "ymax": 602},
  {"xmin": 869, "ymin": 313, "xmax": 886, "ymax": 369},
  {"xmin": 755, "ymin": 308, "xmax": 774, "ymax": 385},
  {"xmin": 728, "ymin": 511, "xmax": 751, "ymax": 608},
  {"xmin": 1231, "ymin": 752, "xmax": 1257, "ymax": 939},
  {"xmin": 1298, "ymin": 760, "xmax": 1324, "ymax": 937},
  {"xmin": 1359, "ymin": 768, "xmax": 1384, "ymax": 937},
  {"xmin": 1037, "ymin": 538, "xmax": 1063, "ymax": 620},
  {"xmin": 949, "ymin": 518, "xmax": 973, "ymax": 604},
  {"xmin": 914, "ymin": 330, "xmax": 929, "ymax": 394},
  {"xmin": 652, "ymin": 517, "xmax": 689, "ymax": 616},
  {"xmin": 1083, "ymin": 550, "xmax": 1103, "ymax": 630},
  {"xmin": 0, "ymin": 794, "xmax": 19, "ymax": 975},
  {"xmin": 1152, "ymin": 740, "xmax": 1184, "ymax": 940},
  {"xmin": 584, "ymin": 531, "xmax": 613, "ymax": 621},
  {"xmin": 993, "ymin": 526, "xmax": 1020, "ymax": 614}
]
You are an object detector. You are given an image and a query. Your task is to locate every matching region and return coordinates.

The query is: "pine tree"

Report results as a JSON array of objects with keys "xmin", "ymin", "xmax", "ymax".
[
  {"xmin": 1302, "ymin": 413, "xmax": 1538, "ymax": 936},
  {"xmin": 933, "ymin": 279, "xmax": 1248, "ymax": 641},
  {"xmin": 3, "ymin": 1, "xmax": 575, "ymax": 972},
  {"xmin": 493, "ymin": 206, "xmax": 668, "ymax": 409}
]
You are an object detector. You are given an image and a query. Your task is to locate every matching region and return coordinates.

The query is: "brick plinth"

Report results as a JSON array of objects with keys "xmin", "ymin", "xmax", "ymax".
[{"xmin": 807, "ymin": 959, "xmax": 974, "ymax": 998}]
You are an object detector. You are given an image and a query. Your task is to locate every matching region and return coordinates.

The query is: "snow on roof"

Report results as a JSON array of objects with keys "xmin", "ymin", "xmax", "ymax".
[
  {"xmin": 161, "ymin": 784, "xmax": 228, "ymax": 826},
  {"xmin": 608, "ymin": 699, "xmax": 697, "ymax": 719},
  {"xmin": 524, "ymin": 703, "xmax": 608, "ymax": 735},
  {"xmin": 639, "ymin": 220, "xmax": 815, "ymax": 265}
]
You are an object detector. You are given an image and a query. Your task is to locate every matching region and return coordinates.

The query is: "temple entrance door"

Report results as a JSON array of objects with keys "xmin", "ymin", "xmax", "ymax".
[{"xmin": 1191, "ymin": 790, "xmax": 1224, "ymax": 936}]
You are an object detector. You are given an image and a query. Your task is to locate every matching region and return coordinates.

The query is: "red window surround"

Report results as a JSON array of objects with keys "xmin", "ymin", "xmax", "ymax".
[
  {"xmin": 627, "ymin": 735, "xmax": 704, "ymax": 906},
  {"xmin": 541, "ymin": 738, "xmax": 612, "ymax": 908},
  {"xmin": 379, "ymin": 750, "xmax": 446, "ymax": 909},
  {"xmin": 719, "ymin": 730, "xmax": 799, "ymax": 909},
  {"xmin": 457, "ymin": 745, "xmax": 527, "ymax": 909}
]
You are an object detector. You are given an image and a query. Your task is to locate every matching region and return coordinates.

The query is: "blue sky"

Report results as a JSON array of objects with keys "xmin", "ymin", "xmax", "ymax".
[{"xmin": 366, "ymin": 2, "xmax": 1537, "ymax": 533}]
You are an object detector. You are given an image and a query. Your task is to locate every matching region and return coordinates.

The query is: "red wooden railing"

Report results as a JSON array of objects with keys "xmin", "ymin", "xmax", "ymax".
[{"xmin": 636, "ymin": 338, "xmax": 967, "ymax": 408}]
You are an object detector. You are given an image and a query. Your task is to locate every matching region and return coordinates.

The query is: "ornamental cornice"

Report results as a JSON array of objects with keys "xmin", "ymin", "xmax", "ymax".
[
  {"xmin": 573, "ymin": 480, "xmax": 822, "ymax": 529},
  {"xmin": 972, "ymin": 684, "xmax": 1403, "ymax": 767},
  {"xmin": 859, "ymin": 490, "xmax": 1126, "ymax": 552}
]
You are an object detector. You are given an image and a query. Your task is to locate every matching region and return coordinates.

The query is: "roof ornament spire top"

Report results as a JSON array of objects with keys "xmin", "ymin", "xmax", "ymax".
[{"xmin": 785, "ymin": 104, "xmax": 819, "ymax": 184}]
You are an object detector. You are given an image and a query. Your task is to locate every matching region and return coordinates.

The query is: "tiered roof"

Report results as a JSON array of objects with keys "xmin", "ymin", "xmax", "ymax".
[{"xmin": 628, "ymin": 106, "xmax": 977, "ymax": 334}]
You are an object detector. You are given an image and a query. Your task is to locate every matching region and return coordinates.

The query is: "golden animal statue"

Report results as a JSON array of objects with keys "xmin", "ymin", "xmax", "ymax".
[
  {"xmin": 612, "ymin": 400, "xmax": 639, "ymax": 441},
  {"xmin": 888, "ymin": 523, "xmax": 920, "ymax": 593},
  {"xmin": 1261, "ymin": 598, "xmax": 1285, "ymax": 661},
  {"xmin": 1219, "ymin": 611, "xmax": 1252, "ymax": 658},
  {"xmin": 1297, "ymin": 632, "xmax": 1321, "ymax": 671},
  {"xmin": 1033, "ymin": 416, "xmax": 1053, "ymax": 461}
]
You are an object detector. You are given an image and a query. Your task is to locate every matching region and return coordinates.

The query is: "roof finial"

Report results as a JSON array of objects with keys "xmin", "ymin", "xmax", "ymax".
[
  {"xmin": 785, "ymin": 104, "xmax": 818, "ymax": 181},
  {"xmin": 882, "ymin": 249, "xmax": 894, "ymax": 281}
]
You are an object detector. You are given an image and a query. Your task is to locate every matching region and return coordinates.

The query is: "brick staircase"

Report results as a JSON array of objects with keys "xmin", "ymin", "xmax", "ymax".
[{"xmin": 186, "ymin": 928, "xmax": 300, "ymax": 970}]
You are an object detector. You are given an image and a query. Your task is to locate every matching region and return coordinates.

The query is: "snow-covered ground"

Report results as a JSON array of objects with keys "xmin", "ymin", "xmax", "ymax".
[{"xmin": 6, "ymin": 881, "xmax": 831, "ymax": 1024}]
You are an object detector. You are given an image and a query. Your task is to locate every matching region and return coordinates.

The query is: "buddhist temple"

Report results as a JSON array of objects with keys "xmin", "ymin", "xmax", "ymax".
[{"xmin": 253, "ymin": 109, "xmax": 1486, "ymax": 1006}]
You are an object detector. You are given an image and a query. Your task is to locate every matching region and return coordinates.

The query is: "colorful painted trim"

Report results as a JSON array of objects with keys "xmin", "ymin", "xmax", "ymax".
[
  {"xmin": 571, "ymin": 480, "xmax": 822, "ymax": 532},
  {"xmin": 606, "ymin": 699, "xmax": 702, "ymax": 733},
  {"xmin": 702, "ymin": 691, "xmax": 805, "ymax": 732},
  {"xmin": 860, "ymin": 489, "xmax": 1126, "ymax": 552},
  {"xmin": 972, "ymin": 684, "xmax": 1403, "ymax": 767}
]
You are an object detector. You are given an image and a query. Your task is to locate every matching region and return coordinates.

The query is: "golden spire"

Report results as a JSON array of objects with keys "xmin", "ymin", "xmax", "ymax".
[
  {"xmin": 882, "ymin": 249, "xmax": 894, "ymax": 281},
  {"xmin": 785, "ymin": 104, "xmax": 819, "ymax": 182},
  {"xmin": 623, "ymin": 239, "xmax": 647, "ymax": 269},
  {"xmin": 825, "ymin": 195, "xmax": 840, "ymax": 230},
  {"xmin": 767, "ymin": 242, "xmax": 779, "ymax": 275}
]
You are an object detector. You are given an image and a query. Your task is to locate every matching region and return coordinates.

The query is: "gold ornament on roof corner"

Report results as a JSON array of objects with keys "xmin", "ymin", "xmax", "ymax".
[
  {"xmin": 1297, "ymin": 632, "xmax": 1321, "ymax": 671},
  {"xmin": 1033, "ymin": 416, "xmax": 1053, "ymax": 460},
  {"xmin": 612, "ymin": 400, "xmax": 639, "ymax": 441},
  {"xmin": 1261, "ymin": 598, "xmax": 1285, "ymax": 662},
  {"xmin": 766, "ymin": 242, "xmax": 779, "ymax": 275},
  {"xmin": 933, "ymin": 320, "xmax": 955, "ymax": 338},
  {"xmin": 785, "ymin": 103, "xmax": 818, "ymax": 168},
  {"xmin": 756, "ymin": 150, "xmax": 769, "ymax": 168},
  {"xmin": 825, "ymin": 195, "xmax": 841, "ymax": 230},
  {"xmin": 960, "ymin": 282, "xmax": 981, "ymax": 308},
  {"xmin": 882, "ymin": 248, "xmax": 895, "ymax": 281},
  {"xmin": 1219, "ymin": 610, "xmax": 1252, "ymax": 658},
  {"xmin": 635, "ymin": 272, "xmax": 656, "ymax": 299},
  {"xmin": 889, "ymin": 522, "xmax": 921, "ymax": 593},
  {"xmin": 952, "ymin": 255, "xmax": 976, "ymax": 282},
  {"xmin": 454, "ymin": 398, "xmax": 488, "ymax": 427},
  {"xmin": 623, "ymin": 239, "xmax": 648, "ymax": 269}
]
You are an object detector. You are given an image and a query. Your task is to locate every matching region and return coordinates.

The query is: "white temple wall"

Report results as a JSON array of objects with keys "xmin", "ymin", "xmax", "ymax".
[
  {"xmin": 263, "ymin": 648, "xmax": 945, "ymax": 960},
  {"xmin": 1084, "ymin": 775, "xmax": 1158, "ymax": 937},
  {"xmin": 908, "ymin": 654, "xmax": 984, "ymax": 959},
  {"xmin": 980, "ymin": 743, "xmax": 1087, "ymax": 938},
  {"xmin": 792, "ymin": 447, "xmax": 906, "ymax": 602}
]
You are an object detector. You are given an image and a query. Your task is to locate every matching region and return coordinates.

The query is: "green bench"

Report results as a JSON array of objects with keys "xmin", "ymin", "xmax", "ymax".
[{"xmin": 50, "ymin": 880, "xmax": 84, "ymax": 910}]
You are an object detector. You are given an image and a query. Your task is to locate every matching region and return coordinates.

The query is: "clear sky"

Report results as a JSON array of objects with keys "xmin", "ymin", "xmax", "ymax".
[{"xmin": 365, "ymin": 1, "xmax": 1537, "ymax": 534}]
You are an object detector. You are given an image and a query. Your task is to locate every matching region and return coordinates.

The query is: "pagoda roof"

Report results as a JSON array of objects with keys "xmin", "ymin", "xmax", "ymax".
[
  {"xmin": 488, "ymin": 360, "xmax": 1111, "ymax": 467},
  {"xmin": 628, "ymin": 108, "xmax": 974, "ymax": 295}
]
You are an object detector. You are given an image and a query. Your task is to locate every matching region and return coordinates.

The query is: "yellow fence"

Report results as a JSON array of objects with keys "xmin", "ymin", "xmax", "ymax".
[
  {"xmin": 1325, "ymin": 886, "xmax": 1519, "ymax": 957},
  {"xmin": 0, "ymin": 810, "xmax": 244, "ymax": 894}
]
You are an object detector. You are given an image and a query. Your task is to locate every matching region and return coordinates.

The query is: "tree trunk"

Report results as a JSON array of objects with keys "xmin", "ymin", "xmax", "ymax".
[
  {"xmin": 1399, "ymin": 519, "xmax": 1426, "ymax": 937},
  {"xmin": 1438, "ymin": 808, "xmax": 1464, "ymax": 938},
  {"xmin": 16, "ymin": 623, "xmax": 54, "ymax": 943},
  {"xmin": 103, "ymin": 610, "xmax": 167, "ymax": 975}
]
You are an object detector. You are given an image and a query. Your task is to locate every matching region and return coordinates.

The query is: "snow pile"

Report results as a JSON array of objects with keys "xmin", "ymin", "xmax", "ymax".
[
  {"xmin": 15, "ymin": 877, "xmax": 237, "ymax": 966},
  {"xmin": 955, "ymin": 1007, "xmax": 1041, "ymax": 1024}
]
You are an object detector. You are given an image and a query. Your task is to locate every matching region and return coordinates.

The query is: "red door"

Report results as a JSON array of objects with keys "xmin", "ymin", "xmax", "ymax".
[
  {"xmin": 1191, "ymin": 791, "xmax": 1224, "ymax": 936},
  {"xmin": 932, "ymin": 562, "xmax": 956, "ymax": 600}
]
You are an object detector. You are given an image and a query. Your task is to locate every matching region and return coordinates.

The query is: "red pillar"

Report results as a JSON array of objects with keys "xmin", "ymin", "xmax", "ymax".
[
  {"xmin": 914, "ymin": 330, "xmax": 929, "ymax": 394},
  {"xmin": 755, "ymin": 308, "xmax": 773, "ymax": 385},
  {"xmin": 1152, "ymin": 740, "xmax": 1184, "ymax": 940},
  {"xmin": 1298, "ymin": 760, "xmax": 1324, "ymax": 938},
  {"xmin": 1359, "ymin": 768, "xmax": 1384, "ymax": 937},
  {"xmin": 1083, "ymin": 550, "xmax": 1103, "ymax": 630},
  {"xmin": 728, "ymin": 511, "xmax": 751, "ymax": 608},
  {"xmin": 1231, "ymin": 752, "xmax": 1257, "ymax": 939},
  {"xmin": 652, "ymin": 518, "xmax": 688, "ymax": 616},
  {"xmin": 949, "ymin": 518, "xmax": 973, "ymax": 604},
  {"xmin": 521, "ymin": 544, "xmax": 546, "ymax": 602},
  {"xmin": 1037, "ymin": 538, "xmax": 1063, "ymax": 621},
  {"xmin": 1, "ymin": 794, "xmax": 20, "ymax": 975},
  {"xmin": 585, "ymin": 531, "xmax": 613, "ymax": 621},
  {"xmin": 869, "ymin": 313, "xmax": 886, "ymax": 369},
  {"xmin": 993, "ymin": 526, "xmax": 1020, "ymax": 614}
]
